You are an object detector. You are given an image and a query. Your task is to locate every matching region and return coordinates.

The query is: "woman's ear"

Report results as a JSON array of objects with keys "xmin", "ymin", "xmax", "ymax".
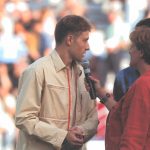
[{"xmin": 139, "ymin": 50, "xmax": 144, "ymax": 58}]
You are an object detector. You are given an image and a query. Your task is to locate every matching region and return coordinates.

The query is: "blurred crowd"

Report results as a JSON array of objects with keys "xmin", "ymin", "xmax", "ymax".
[{"xmin": 0, "ymin": 0, "xmax": 150, "ymax": 149}]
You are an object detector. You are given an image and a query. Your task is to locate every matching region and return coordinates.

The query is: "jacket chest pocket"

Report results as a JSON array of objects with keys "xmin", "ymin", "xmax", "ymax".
[
  {"xmin": 48, "ymin": 84, "xmax": 68, "ymax": 103},
  {"xmin": 41, "ymin": 84, "xmax": 69, "ymax": 119}
]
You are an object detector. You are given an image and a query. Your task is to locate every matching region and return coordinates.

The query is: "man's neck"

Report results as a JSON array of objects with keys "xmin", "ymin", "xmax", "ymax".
[{"xmin": 56, "ymin": 47, "xmax": 73, "ymax": 67}]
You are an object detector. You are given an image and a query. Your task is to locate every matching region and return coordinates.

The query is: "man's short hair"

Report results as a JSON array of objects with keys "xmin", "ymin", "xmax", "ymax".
[{"xmin": 54, "ymin": 15, "xmax": 91, "ymax": 45}]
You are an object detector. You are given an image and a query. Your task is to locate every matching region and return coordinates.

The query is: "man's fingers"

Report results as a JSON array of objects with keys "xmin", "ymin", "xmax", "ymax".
[
  {"xmin": 66, "ymin": 129, "xmax": 84, "ymax": 146},
  {"xmin": 71, "ymin": 135, "xmax": 84, "ymax": 146}
]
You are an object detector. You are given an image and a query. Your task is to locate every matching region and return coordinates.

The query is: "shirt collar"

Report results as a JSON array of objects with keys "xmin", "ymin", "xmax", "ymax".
[{"xmin": 51, "ymin": 50, "xmax": 82, "ymax": 75}]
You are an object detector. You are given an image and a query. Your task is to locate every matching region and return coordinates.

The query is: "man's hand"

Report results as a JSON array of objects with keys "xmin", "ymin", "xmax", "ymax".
[{"xmin": 66, "ymin": 126, "xmax": 84, "ymax": 147}]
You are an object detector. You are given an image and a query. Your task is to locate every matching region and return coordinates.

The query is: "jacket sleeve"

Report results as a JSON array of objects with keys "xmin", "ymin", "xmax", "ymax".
[
  {"xmin": 119, "ymin": 79, "xmax": 150, "ymax": 150},
  {"xmin": 15, "ymin": 67, "xmax": 67, "ymax": 149},
  {"xmin": 78, "ymin": 100, "xmax": 99, "ymax": 142}
]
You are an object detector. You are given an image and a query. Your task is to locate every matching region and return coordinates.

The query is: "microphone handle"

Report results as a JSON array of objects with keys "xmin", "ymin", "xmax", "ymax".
[{"xmin": 85, "ymin": 75, "xmax": 96, "ymax": 99}]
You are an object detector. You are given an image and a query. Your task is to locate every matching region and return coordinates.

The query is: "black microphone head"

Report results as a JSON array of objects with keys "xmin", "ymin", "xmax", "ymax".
[{"xmin": 81, "ymin": 60, "xmax": 96, "ymax": 99}]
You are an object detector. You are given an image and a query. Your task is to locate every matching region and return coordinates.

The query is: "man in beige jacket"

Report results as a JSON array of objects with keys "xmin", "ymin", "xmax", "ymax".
[{"xmin": 15, "ymin": 15, "xmax": 99, "ymax": 150}]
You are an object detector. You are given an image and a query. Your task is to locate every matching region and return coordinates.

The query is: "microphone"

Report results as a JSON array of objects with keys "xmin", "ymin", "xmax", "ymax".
[{"xmin": 81, "ymin": 60, "xmax": 96, "ymax": 100}]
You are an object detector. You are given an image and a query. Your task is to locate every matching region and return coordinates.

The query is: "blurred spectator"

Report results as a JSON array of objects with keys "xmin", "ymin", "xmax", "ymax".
[
  {"xmin": 9, "ymin": 58, "xmax": 29, "ymax": 97},
  {"xmin": 125, "ymin": 0, "xmax": 147, "ymax": 28},
  {"xmin": 89, "ymin": 24, "xmax": 107, "ymax": 87},
  {"xmin": 0, "ymin": 5, "xmax": 14, "ymax": 35},
  {"xmin": 5, "ymin": 0, "xmax": 29, "ymax": 21},
  {"xmin": 58, "ymin": 0, "xmax": 86, "ymax": 17},
  {"xmin": 28, "ymin": 0, "xmax": 50, "ymax": 10},
  {"xmin": 0, "ymin": 17, "xmax": 28, "ymax": 64},
  {"xmin": 0, "ymin": 63, "xmax": 16, "ymax": 150},
  {"xmin": 31, "ymin": 19, "xmax": 52, "ymax": 57},
  {"xmin": 18, "ymin": 8, "xmax": 34, "ymax": 31},
  {"xmin": 105, "ymin": 6, "xmax": 130, "ymax": 75},
  {"xmin": 14, "ymin": 20, "xmax": 39, "ymax": 63},
  {"xmin": 40, "ymin": 7, "xmax": 56, "ymax": 46}
]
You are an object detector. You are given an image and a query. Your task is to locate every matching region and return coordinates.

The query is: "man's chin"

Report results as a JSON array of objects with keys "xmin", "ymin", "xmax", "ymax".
[
  {"xmin": 77, "ymin": 58, "xmax": 83, "ymax": 63},
  {"xmin": 75, "ymin": 56, "xmax": 86, "ymax": 63}
]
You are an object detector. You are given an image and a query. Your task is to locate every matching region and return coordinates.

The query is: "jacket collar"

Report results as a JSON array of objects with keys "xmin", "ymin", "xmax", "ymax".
[
  {"xmin": 51, "ymin": 50, "xmax": 66, "ymax": 72},
  {"xmin": 51, "ymin": 50, "xmax": 82, "ymax": 76}
]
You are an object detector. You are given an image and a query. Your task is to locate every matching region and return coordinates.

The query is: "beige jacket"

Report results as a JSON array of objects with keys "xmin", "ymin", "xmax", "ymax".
[{"xmin": 15, "ymin": 50, "xmax": 99, "ymax": 150}]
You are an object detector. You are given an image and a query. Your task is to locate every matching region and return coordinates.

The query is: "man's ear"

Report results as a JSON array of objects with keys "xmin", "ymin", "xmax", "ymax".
[{"xmin": 66, "ymin": 34, "xmax": 73, "ymax": 46}]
